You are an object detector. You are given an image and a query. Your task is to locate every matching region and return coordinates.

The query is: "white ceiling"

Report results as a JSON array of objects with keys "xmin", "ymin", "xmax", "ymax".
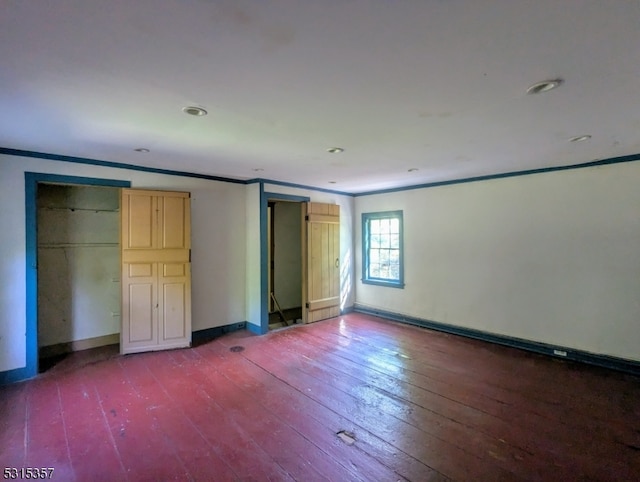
[{"xmin": 1, "ymin": 1, "xmax": 639, "ymax": 193}]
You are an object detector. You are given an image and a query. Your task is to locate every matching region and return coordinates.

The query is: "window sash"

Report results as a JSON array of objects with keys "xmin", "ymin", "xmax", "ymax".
[{"xmin": 362, "ymin": 211, "xmax": 404, "ymax": 288}]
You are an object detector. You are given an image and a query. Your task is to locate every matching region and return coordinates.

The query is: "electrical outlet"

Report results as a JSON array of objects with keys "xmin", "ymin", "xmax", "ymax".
[{"xmin": 553, "ymin": 349, "xmax": 567, "ymax": 357}]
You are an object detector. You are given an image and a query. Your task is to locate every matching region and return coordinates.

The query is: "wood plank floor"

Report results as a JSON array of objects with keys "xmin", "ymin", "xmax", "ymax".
[{"xmin": 1, "ymin": 313, "xmax": 639, "ymax": 481}]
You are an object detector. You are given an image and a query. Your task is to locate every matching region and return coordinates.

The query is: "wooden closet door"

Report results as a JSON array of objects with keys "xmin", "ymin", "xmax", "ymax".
[
  {"xmin": 121, "ymin": 189, "xmax": 191, "ymax": 354},
  {"xmin": 305, "ymin": 202, "xmax": 340, "ymax": 323}
]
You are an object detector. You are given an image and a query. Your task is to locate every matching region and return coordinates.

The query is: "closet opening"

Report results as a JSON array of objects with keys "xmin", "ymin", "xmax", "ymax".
[{"xmin": 36, "ymin": 183, "xmax": 121, "ymax": 372}]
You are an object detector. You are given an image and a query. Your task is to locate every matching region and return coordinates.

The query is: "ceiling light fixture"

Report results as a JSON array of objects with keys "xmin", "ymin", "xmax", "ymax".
[
  {"xmin": 408, "ymin": 168, "xmax": 419, "ymax": 172},
  {"xmin": 182, "ymin": 106, "xmax": 208, "ymax": 116},
  {"xmin": 569, "ymin": 135, "xmax": 592, "ymax": 142},
  {"xmin": 526, "ymin": 79, "xmax": 563, "ymax": 95},
  {"xmin": 328, "ymin": 181, "xmax": 337, "ymax": 184},
  {"xmin": 327, "ymin": 147, "xmax": 344, "ymax": 154},
  {"xmin": 134, "ymin": 148, "xmax": 150, "ymax": 153},
  {"xmin": 252, "ymin": 168, "xmax": 264, "ymax": 172}
]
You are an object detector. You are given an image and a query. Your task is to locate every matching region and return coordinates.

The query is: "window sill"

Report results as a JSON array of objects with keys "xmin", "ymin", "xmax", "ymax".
[{"xmin": 362, "ymin": 279, "xmax": 405, "ymax": 289}]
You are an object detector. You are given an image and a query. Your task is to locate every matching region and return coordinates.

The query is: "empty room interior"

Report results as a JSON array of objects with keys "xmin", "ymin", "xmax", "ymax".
[{"xmin": 1, "ymin": 1, "xmax": 639, "ymax": 481}]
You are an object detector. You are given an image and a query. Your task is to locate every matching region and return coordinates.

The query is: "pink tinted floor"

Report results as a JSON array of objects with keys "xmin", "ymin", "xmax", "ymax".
[{"xmin": 1, "ymin": 313, "xmax": 639, "ymax": 481}]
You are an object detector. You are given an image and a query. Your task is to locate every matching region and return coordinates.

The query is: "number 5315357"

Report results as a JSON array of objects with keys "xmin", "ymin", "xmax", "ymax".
[{"xmin": 3, "ymin": 468, "xmax": 55, "ymax": 479}]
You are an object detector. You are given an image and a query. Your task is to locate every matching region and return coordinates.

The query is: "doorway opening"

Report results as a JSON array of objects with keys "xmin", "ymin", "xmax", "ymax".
[
  {"xmin": 24, "ymin": 173, "xmax": 130, "ymax": 378},
  {"xmin": 268, "ymin": 199, "xmax": 304, "ymax": 330}
]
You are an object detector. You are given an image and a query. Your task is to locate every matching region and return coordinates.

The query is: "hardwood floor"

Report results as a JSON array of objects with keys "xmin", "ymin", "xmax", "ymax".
[{"xmin": 1, "ymin": 313, "xmax": 638, "ymax": 481}]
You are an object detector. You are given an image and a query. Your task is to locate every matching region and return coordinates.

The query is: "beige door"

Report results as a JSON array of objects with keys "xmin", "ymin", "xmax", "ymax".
[
  {"xmin": 121, "ymin": 189, "xmax": 191, "ymax": 354},
  {"xmin": 304, "ymin": 202, "xmax": 340, "ymax": 323}
]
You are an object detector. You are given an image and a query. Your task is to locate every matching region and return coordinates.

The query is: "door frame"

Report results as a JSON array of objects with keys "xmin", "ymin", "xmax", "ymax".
[
  {"xmin": 260, "ymin": 190, "xmax": 309, "ymax": 334},
  {"xmin": 23, "ymin": 172, "xmax": 130, "ymax": 379}
]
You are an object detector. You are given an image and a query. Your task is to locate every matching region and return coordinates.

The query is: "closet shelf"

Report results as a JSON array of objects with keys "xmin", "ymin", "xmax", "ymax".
[
  {"xmin": 39, "ymin": 207, "xmax": 119, "ymax": 213},
  {"xmin": 38, "ymin": 243, "xmax": 119, "ymax": 248}
]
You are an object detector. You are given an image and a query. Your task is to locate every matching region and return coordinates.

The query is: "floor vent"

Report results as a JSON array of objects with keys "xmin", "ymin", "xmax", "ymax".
[{"xmin": 229, "ymin": 346, "xmax": 245, "ymax": 353}]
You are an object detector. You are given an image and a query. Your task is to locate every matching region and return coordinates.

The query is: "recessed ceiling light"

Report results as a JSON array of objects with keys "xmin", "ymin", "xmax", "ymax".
[
  {"xmin": 408, "ymin": 168, "xmax": 419, "ymax": 172},
  {"xmin": 526, "ymin": 79, "xmax": 563, "ymax": 95},
  {"xmin": 569, "ymin": 135, "xmax": 592, "ymax": 142},
  {"xmin": 252, "ymin": 168, "xmax": 264, "ymax": 172},
  {"xmin": 328, "ymin": 181, "xmax": 337, "ymax": 184},
  {"xmin": 327, "ymin": 147, "xmax": 344, "ymax": 154},
  {"xmin": 134, "ymin": 148, "xmax": 150, "ymax": 153},
  {"xmin": 182, "ymin": 106, "xmax": 208, "ymax": 116}
]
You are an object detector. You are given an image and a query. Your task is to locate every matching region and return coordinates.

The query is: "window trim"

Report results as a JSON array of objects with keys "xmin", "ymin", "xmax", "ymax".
[{"xmin": 361, "ymin": 210, "xmax": 405, "ymax": 289}]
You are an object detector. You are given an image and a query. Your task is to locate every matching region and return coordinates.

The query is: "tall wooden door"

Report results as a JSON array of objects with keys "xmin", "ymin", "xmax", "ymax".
[
  {"xmin": 121, "ymin": 189, "xmax": 191, "ymax": 354},
  {"xmin": 304, "ymin": 202, "xmax": 340, "ymax": 323}
]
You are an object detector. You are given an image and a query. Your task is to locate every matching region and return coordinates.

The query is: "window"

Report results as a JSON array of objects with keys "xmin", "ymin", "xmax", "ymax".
[{"xmin": 362, "ymin": 210, "xmax": 404, "ymax": 288}]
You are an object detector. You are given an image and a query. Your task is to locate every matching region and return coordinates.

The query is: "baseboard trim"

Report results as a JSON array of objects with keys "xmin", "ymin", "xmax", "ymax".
[
  {"xmin": 192, "ymin": 321, "xmax": 247, "ymax": 343},
  {"xmin": 39, "ymin": 333, "xmax": 120, "ymax": 359},
  {"xmin": 0, "ymin": 366, "xmax": 32, "ymax": 386},
  {"xmin": 341, "ymin": 305, "xmax": 355, "ymax": 315},
  {"xmin": 354, "ymin": 305, "xmax": 640, "ymax": 376},
  {"xmin": 245, "ymin": 322, "xmax": 263, "ymax": 335}
]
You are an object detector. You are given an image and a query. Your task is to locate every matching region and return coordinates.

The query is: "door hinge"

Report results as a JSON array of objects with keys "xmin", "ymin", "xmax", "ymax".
[
  {"xmin": 305, "ymin": 302, "xmax": 310, "ymax": 309},
  {"xmin": 305, "ymin": 215, "xmax": 309, "ymax": 221}
]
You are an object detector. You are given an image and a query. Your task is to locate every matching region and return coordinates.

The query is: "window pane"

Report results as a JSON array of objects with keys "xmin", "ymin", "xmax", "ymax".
[
  {"xmin": 379, "ymin": 233, "xmax": 390, "ymax": 248},
  {"xmin": 370, "ymin": 219, "xmax": 380, "ymax": 234},
  {"xmin": 369, "ymin": 249, "xmax": 379, "ymax": 264},
  {"xmin": 390, "ymin": 249, "xmax": 399, "ymax": 264},
  {"xmin": 370, "ymin": 263, "xmax": 380, "ymax": 278},
  {"xmin": 371, "ymin": 234, "xmax": 380, "ymax": 248},
  {"xmin": 380, "ymin": 219, "xmax": 390, "ymax": 234},
  {"xmin": 390, "ymin": 233, "xmax": 399, "ymax": 248},
  {"xmin": 390, "ymin": 218, "xmax": 399, "ymax": 233}
]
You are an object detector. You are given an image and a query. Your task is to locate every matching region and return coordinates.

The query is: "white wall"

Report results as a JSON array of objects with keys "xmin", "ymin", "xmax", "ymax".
[
  {"xmin": 0, "ymin": 153, "xmax": 247, "ymax": 372},
  {"xmin": 355, "ymin": 162, "xmax": 640, "ymax": 362},
  {"xmin": 273, "ymin": 201, "xmax": 302, "ymax": 310},
  {"xmin": 263, "ymin": 183, "xmax": 356, "ymax": 312}
]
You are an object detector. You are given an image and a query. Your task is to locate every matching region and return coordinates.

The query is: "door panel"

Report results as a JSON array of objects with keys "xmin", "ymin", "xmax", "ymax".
[
  {"xmin": 122, "ymin": 261, "xmax": 158, "ymax": 349},
  {"xmin": 121, "ymin": 189, "xmax": 191, "ymax": 354},
  {"xmin": 129, "ymin": 263, "xmax": 153, "ymax": 277},
  {"xmin": 162, "ymin": 283, "xmax": 186, "ymax": 340},
  {"xmin": 163, "ymin": 263, "xmax": 185, "ymax": 277},
  {"xmin": 305, "ymin": 202, "xmax": 340, "ymax": 323},
  {"xmin": 159, "ymin": 262, "xmax": 190, "ymax": 344},
  {"xmin": 123, "ymin": 193, "xmax": 155, "ymax": 249},
  {"xmin": 160, "ymin": 194, "xmax": 190, "ymax": 250},
  {"xmin": 128, "ymin": 283, "xmax": 155, "ymax": 343}
]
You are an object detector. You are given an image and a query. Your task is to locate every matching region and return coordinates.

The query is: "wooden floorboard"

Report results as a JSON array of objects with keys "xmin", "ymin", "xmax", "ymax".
[
  {"xmin": 1, "ymin": 312, "xmax": 639, "ymax": 481},
  {"xmin": 256, "ymin": 329, "xmax": 546, "ymax": 479}
]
